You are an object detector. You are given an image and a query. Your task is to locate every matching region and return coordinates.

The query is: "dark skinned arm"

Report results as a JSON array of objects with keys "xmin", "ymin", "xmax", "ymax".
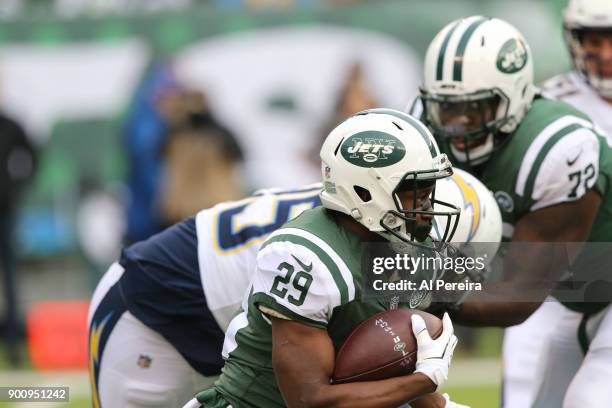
[
  {"xmin": 411, "ymin": 393, "xmax": 448, "ymax": 408},
  {"xmin": 454, "ymin": 189, "xmax": 601, "ymax": 327},
  {"xmin": 271, "ymin": 316, "xmax": 440, "ymax": 408}
]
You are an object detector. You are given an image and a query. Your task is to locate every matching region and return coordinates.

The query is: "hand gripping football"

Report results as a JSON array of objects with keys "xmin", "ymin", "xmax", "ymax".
[{"xmin": 332, "ymin": 309, "xmax": 443, "ymax": 384}]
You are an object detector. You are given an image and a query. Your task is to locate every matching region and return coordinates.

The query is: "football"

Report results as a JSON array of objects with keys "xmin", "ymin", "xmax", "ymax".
[{"xmin": 332, "ymin": 309, "xmax": 443, "ymax": 384}]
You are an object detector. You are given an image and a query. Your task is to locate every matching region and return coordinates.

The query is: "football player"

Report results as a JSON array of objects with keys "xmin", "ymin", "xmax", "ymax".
[
  {"xmin": 89, "ymin": 153, "xmax": 500, "ymax": 406},
  {"xmin": 183, "ymin": 108, "xmax": 468, "ymax": 408},
  {"xmin": 88, "ymin": 185, "xmax": 322, "ymax": 407},
  {"xmin": 413, "ymin": 15, "xmax": 612, "ymax": 408},
  {"xmin": 525, "ymin": 1, "xmax": 612, "ymax": 407}
]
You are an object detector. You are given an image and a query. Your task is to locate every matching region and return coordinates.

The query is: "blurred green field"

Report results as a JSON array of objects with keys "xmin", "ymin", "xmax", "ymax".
[
  {"xmin": 443, "ymin": 384, "xmax": 500, "ymax": 407},
  {"xmin": 0, "ymin": 388, "xmax": 497, "ymax": 408},
  {"xmin": 0, "ymin": 387, "xmax": 498, "ymax": 408},
  {"xmin": 0, "ymin": 329, "xmax": 503, "ymax": 408},
  {"xmin": 0, "ymin": 398, "xmax": 89, "ymax": 407}
]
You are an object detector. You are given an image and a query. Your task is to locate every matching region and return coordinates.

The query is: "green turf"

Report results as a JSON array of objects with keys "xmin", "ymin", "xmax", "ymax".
[
  {"xmin": 0, "ymin": 399, "xmax": 89, "ymax": 408},
  {"xmin": 0, "ymin": 329, "xmax": 503, "ymax": 408},
  {"xmin": 0, "ymin": 341, "xmax": 32, "ymax": 371},
  {"xmin": 0, "ymin": 390, "xmax": 497, "ymax": 408},
  {"xmin": 442, "ymin": 384, "xmax": 500, "ymax": 408}
]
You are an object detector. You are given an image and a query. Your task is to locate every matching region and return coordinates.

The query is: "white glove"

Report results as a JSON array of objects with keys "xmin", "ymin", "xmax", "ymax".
[
  {"xmin": 442, "ymin": 393, "xmax": 471, "ymax": 408},
  {"xmin": 411, "ymin": 312, "xmax": 458, "ymax": 389},
  {"xmin": 182, "ymin": 398, "xmax": 202, "ymax": 408}
]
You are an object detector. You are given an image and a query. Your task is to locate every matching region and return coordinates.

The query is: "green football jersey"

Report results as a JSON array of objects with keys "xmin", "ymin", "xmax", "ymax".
[
  {"xmin": 213, "ymin": 207, "xmax": 402, "ymax": 408},
  {"xmin": 456, "ymin": 97, "xmax": 612, "ymax": 313}
]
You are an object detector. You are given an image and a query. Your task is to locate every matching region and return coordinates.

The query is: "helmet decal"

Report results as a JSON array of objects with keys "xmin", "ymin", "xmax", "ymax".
[
  {"xmin": 436, "ymin": 20, "xmax": 461, "ymax": 81},
  {"xmin": 452, "ymin": 17, "xmax": 488, "ymax": 81},
  {"xmin": 451, "ymin": 173, "xmax": 480, "ymax": 241},
  {"xmin": 496, "ymin": 38, "xmax": 529, "ymax": 74},
  {"xmin": 340, "ymin": 131, "xmax": 406, "ymax": 167},
  {"xmin": 359, "ymin": 108, "xmax": 439, "ymax": 156}
]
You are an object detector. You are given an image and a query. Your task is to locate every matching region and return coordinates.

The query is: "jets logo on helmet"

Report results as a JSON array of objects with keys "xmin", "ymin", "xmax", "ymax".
[
  {"xmin": 319, "ymin": 108, "xmax": 460, "ymax": 246},
  {"xmin": 419, "ymin": 16, "xmax": 536, "ymax": 166},
  {"xmin": 496, "ymin": 38, "xmax": 529, "ymax": 74},
  {"xmin": 341, "ymin": 132, "xmax": 405, "ymax": 167}
]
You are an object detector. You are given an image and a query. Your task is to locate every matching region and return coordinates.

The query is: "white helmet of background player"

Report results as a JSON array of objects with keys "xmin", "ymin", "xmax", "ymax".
[
  {"xmin": 320, "ymin": 108, "xmax": 460, "ymax": 245},
  {"xmin": 564, "ymin": 0, "xmax": 612, "ymax": 97},
  {"xmin": 420, "ymin": 16, "xmax": 536, "ymax": 166},
  {"xmin": 435, "ymin": 168, "xmax": 502, "ymax": 261}
]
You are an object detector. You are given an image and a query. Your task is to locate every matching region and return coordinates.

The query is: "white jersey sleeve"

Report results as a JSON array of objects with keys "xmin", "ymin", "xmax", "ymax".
[
  {"xmin": 196, "ymin": 185, "xmax": 322, "ymax": 330},
  {"xmin": 530, "ymin": 126, "xmax": 600, "ymax": 211},
  {"xmin": 251, "ymin": 228, "xmax": 355, "ymax": 329}
]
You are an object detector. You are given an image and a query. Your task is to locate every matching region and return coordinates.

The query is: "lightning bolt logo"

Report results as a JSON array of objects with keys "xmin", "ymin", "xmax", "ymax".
[
  {"xmin": 89, "ymin": 312, "xmax": 113, "ymax": 408},
  {"xmin": 452, "ymin": 173, "xmax": 480, "ymax": 241}
]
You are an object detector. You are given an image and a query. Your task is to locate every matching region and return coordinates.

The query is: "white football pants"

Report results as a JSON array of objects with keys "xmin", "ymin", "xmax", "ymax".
[
  {"xmin": 531, "ymin": 304, "xmax": 612, "ymax": 408},
  {"xmin": 501, "ymin": 299, "xmax": 566, "ymax": 408},
  {"xmin": 88, "ymin": 263, "xmax": 217, "ymax": 408}
]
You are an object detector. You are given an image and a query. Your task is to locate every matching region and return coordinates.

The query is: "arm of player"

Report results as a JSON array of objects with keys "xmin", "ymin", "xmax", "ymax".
[
  {"xmin": 410, "ymin": 393, "xmax": 471, "ymax": 408},
  {"xmin": 454, "ymin": 127, "xmax": 602, "ymax": 327},
  {"xmin": 456, "ymin": 188, "xmax": 601, "ymax": 326},
  {"xmin": 271, "ymin": 313, "xmax": 457, "ymax": 408}
]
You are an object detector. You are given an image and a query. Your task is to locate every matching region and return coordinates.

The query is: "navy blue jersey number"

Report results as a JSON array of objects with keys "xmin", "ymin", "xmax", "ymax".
[{"xmin": 215, "ymin": 188, "xmax": 321, "ymax": 252}]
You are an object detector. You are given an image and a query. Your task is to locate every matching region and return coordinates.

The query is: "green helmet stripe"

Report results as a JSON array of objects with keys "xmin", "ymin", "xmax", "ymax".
[
  {"xmin": 401, "ymin": 113, "xmax": 439, "ymax": 157},
  {"xmin": 360, "ymin": 108, "xmax": 438, "ymax": 157},
  {"xmin": 452, "ymin": 17, "xmax": 488, "ymax": 81},
  {"xmin": 436, "ymin": 20, "xmax": 460, "ymax": 81}
]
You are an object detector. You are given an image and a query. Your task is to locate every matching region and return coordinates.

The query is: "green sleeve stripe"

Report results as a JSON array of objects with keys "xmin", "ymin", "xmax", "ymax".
[
  {"xmin": 436, "ymin": 20, "xmax": 460, "ymax": 81},
  {"xmin": 577, "ymin": 312, "xmax": 590, "ymax": 355},
  {"xmin": 252, "ymin": 292, "xmax": 327, "ymax": 329},
  {"xmin": 523, "ymin": 123, "xmax": 584, "ymax": 200},
  {"xmin": 452, "ymin": 17, "xmax": 487, "ymax": 81},
  {"xmin": 261, "ymin": 233, "xmax": 349, "ymax": 304}
]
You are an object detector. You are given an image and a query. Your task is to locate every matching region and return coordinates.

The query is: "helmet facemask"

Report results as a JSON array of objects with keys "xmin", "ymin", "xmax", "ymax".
[
  {"xmin": 379, "ymin": 165, "xmax": 460, "ymax": 249},
  {"xmin": 420, "ymin": 88, "xmax": 511, "ymax": 167},
  {"xmin": 564, "ymin": 25, "xmax": 612, "ymax": 98}
]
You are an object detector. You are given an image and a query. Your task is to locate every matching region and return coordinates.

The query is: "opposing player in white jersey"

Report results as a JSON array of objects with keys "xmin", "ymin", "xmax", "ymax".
[
  {"xmin": 503, "ymin": 1, "xmax": 612, "ymax": 407},
  {"xmin": 88, "ymin": 185, "xmax": 322, "ymax": 408}
]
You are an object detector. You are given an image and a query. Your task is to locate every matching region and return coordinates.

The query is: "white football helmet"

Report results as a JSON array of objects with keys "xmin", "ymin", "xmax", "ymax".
[
  {"xmin": 564, "ymin": 0, "xmax": 612, "ymax": 97},
  {"xmin": 420, "ymin": 16, "xmax": 536, "ymax": 166},
  {"xmin": 319, "ymin": 108, "xmax": 460, "ymax": 245},
  {"xmin": 435, "ymin": 168, "xmax": 502, "ymax": 262}
]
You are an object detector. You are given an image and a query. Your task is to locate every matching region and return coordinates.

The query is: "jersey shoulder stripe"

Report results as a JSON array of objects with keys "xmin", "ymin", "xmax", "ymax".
[
  {"xmin": 515, "ymin": 114, "xmax": 593, "ymax": 197},
  {"xmin": 261, "ymin": 227, "xmax": 356, "ymax": 304},
  {"xmin": 523, "ymin": 123, "xmax": 592, "ymax": 199}
]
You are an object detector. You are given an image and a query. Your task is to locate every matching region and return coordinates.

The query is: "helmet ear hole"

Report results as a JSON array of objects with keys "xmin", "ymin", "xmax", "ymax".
[{"xmin": 353, "ymin": 186, "xmax": 372, "ymax": 202}]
